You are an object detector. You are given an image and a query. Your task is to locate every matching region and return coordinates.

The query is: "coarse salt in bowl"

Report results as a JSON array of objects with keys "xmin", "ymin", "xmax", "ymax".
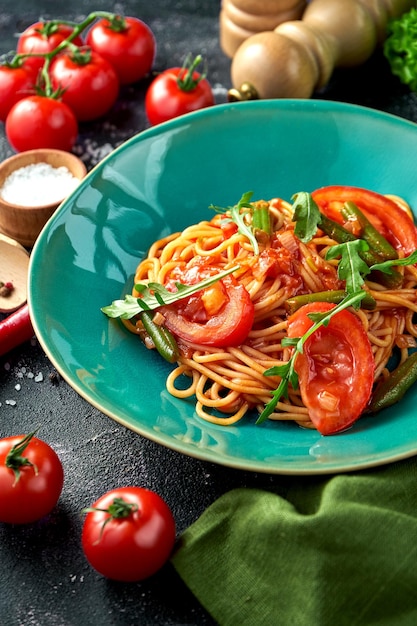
[
  {"xmin": 0, "ymin": 149, "xmax": 87, "ymax": 247},
  {"xmin": 1, "ymin": 162, "xmax": 80, "ymax": 207}
]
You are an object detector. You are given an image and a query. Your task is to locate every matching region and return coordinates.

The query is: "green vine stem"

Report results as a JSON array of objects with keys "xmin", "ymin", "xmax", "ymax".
[{"xmin": 2, "ymin": 11, "xmax": 123, "ymax": 97}]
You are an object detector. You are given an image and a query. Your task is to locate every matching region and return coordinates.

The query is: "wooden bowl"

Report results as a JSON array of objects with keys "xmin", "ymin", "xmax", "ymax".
[{"xmin": 0, "ymin": 149, "xmax": 87, "ymax": 247}]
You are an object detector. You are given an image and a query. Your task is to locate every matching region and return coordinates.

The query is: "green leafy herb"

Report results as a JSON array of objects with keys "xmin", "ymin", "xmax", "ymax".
[
  {"xmin": 326, "ymin": 239, "xmax": 370, "ymax": 298},
  {"xmin": 256, "ymin": 291, "xmax": 366, "ymax": 424},
  {"xmin": 384, "ymin": 8, "xmax": 417, "ymax": 92},
  {"xmin": 369, "ymin": 249, "xmax": 417, "ymax": 274},
  {"xmin": 101, "ymin": 265, "xmax": 240, "ymax": 319},
  {"xmin": 292, "ymin": 191, "xmax": 322, "ymax": 243},
  {"xmin": 325, "ymin": 241, "xmax": 417, "ymax": 297},
  {"xmin": 210, "ymin": 191, "xmax": 260, "ymax": 254}
]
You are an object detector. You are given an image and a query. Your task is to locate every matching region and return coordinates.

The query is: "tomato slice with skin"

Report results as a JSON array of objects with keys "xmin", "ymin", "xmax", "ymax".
[
  {"xmin": 287, "ymin": 302, "xmax": 374, "ymax": 435},
  {"xmin": 312, "ymin": 185, "xmax": 417, "ymax": 256},
  {"xmin": 162, "ymin": 273, "xmax": 254, "ymax": 348}
]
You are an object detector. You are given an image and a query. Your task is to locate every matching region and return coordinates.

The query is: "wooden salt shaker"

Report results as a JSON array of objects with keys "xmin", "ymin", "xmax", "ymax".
[
  {"xmin": 227, "ymin": 0, "xmax": 416, "ymax": 100},
  {"xmin": 220, "ymin": 0, "xmax": 308, "ymax": 58}
]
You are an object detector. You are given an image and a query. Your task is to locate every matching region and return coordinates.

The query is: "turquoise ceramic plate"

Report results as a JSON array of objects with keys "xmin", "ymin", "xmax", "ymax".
[{"xmin": 29, "ymin": 100, "xmax": 417, "ymax": 475}]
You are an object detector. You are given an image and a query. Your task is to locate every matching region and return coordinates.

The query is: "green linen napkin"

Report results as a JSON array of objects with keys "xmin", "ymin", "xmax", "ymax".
[{"xmin": 171, "ymin": 457, "xmax": 417, "ymax": 626}]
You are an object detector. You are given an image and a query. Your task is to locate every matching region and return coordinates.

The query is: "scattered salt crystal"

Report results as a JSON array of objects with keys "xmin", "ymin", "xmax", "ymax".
[
  {"xmin": 0, "ymin": 162, "xmax": 80, "ymax": 207},
  {"xmin": 34, "ymin": 372, "xmax": 44, "ymax": 382},
  {"xmin": 27, "ymin": 372, "xmax": 34, "ymax": 379},
  {"xmin": 14, "ymin": 384, "xmax": 21, "ymax": 391},
  {"xmin": 73, "ymin": 140, "xmax": 114, "ymax": 166},
  {"xmin": 5, "ymin": 399, "xmax": 16, "ymax": 406}
]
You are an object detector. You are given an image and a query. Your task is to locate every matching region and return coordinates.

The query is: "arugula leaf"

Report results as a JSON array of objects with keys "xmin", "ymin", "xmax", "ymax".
[
  {"xmin": 326, "ymin": 240, "xmax": 370, "ymax": 297},
  {"xmin": 369, "ymin": 249, "xmax": 417, "ymax": 274},
  {"xmin": 101, "ymin": 265, "xmax": 240, "ymax": 319},
  {"xmin": 210, "ymin": 191, "xmax": 260, "ymax": 255},
  {"xmin": 292, "ymin": 191, "xmax": 322, "ymax": 243},
  {"xmin": 256, "ymin": 290, "xmax": 366, "ymax": 424},
  {"xmin": 325, "ymin": 240, "xmax": 417, "ymax": 296}
]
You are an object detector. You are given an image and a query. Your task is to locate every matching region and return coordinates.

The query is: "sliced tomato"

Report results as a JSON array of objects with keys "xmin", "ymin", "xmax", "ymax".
[
  {"xmin": 312, "ymin": 185, "xmax": 417, "ymax": 256},
  {"xmin": 162, "ymin": 270, "xmax": 254, "ymax": 348},
  {"xmin": 287, "ymin": 302, "xmax": 374, "ymax": 435}
]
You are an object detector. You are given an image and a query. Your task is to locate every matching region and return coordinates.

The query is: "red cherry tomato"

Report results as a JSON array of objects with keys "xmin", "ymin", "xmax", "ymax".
[
  {"xmin": 0, "ymin": 432, "xmax": 64, "ymax": 524},
  {"xmin": 287, "ymin": 301, "xmax": 374, "ymax": 435},
  {"xmin": 312, "ymin": 185, "xmax": 417, "ymax": 257},
  {"xmin": 0, "ymin": 65, "xmax": 35, "ymax": 122},
  {"xmin": 161, "ymin": 266, "xmax": 254, "ymax": 348},
  {"xmin": 17, "ymin": 21, "xmax": 84, "ymax": 78},
  {"xmin": 86, "ymin": 15, "xmax": 155, "ymax": 85},
  {"xmin": 82, "ymin": 487, "xmax": 176, "ymax": 582},
  {"xmin": 145, "ymin": 55, "xmax": 215, "ymax": 125},
  {"xmin": 5, "ymin": 95, "xmax": 78, "ymax": 152},
  {"xmin": 50, "ymin": 49, "xmax": 119, "ymax": 121}
]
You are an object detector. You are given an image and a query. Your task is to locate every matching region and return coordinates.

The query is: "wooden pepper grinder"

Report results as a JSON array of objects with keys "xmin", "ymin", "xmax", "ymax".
[
  {"xmin": 220, "ymin": 0, "xmax": 308, "ymax": 58},
  {"xmin": 227, "ymin": 0, "xmax": 415, "ymax": 100}
]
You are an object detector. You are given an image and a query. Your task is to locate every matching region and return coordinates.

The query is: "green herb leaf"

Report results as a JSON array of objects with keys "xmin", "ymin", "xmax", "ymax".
[
  {"xmin": 292, "ymin": 192, "xmax": 322, "ymax": 243},
  {"xmin": 325, "ymin": 240, "xmax": 370, "ymax": 298},
  {"xmin": 384, "ymin": 8, "xmax": 417, "ymax": 92},
  {"xmin": 101, "ymin": 265, "xmax": 240, "ymax": 319},
  {"xmin": 369, "ymin": 248, "xmax": 417, "ymax": 274},
  {"xmin": 256, "ymin": 291, "xmax": 366, "ymax": 424},
  {"xmin": 210, "ymin": 191, "xmax": 260, "ymax": 254}
]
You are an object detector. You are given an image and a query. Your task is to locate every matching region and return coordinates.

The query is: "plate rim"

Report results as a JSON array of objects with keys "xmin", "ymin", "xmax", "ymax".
[{"xmin": 28, "ymin": 98, "xmax": 417, "ymax": 475}]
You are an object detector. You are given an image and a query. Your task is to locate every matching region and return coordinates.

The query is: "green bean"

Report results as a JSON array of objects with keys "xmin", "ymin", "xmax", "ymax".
[
  {"xmin": 285, "ymin": 290, "xmax": 376, "ymax": 315},
  {"xmin": 341, "ymin": 201, "xmax": 398, "ymax": 261},
  {"xmin": 252, "ymin": 204, "xmax": 272, "ymax": 248},
  {"xmin": 320, "ymin": 214, "xmax": 385, "ymax": 263},
  {"xmin": 252, "ymin": 204, "xmax": 272, "ymax": 235},
  {"xmin": 320, "ymin": 214, "xmax": 357, "ymax": 244},
  {"xmin": 367, "ymin": 351, "xmax": 417, "ymax": 414},
  {"xmin": 140, "ymin": 311, "xmax": 179, "ymax": 363}
]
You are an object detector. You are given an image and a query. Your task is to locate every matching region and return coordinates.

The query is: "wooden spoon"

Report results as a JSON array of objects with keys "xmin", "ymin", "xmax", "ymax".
[{"xmin": 0, "ymin": 233, "xmax": 29, "ymax": 313}]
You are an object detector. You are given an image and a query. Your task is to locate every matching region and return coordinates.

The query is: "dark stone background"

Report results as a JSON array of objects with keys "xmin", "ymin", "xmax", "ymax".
[{"xmin": 1, "ymin": 2, "xmax": 417, "ymax": 625}]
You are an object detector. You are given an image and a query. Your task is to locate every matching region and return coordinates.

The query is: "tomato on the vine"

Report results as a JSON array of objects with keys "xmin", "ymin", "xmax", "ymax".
[
  {"xmin": 82, "ymin": 486, "xmax": 176, "ymax": 582},
  {"xmin": 17, "ymin": 21, "xmax": 84, "ymax": 78},
  {"xmin": 145, "ymin": 54, "xmax": 215, "ymax": 125},
  {"xmin": 287, "ymin": 301, "xmax": 375, "ymax": 435},
  {"xmin": 0, "ymin": 432, "xmax": 64, "ymax": 524},
  {"xmin": 5, "ymin": 95, "xmax": 78, "ymax": 152},
  {"xmin": 86, "ymin": 15, "xmax": 155, "ymax": 85},
  {"xmin": 0, "ymin": 64, "xmax": 35, "ymax": 122},
  {"xmin": 50, "ymin": 48, "xmax": 119, "ymax": 121}
]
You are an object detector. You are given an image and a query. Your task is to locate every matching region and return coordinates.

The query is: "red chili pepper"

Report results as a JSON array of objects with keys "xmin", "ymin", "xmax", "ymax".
[{"xmin": 0, "ymin": 304, "xmax": 34, "ymax": 357}]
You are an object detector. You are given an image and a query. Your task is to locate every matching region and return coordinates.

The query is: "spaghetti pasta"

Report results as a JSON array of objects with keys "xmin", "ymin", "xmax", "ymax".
[{"xmin": 126, "ymin": 191, "xmax": 417, "ymax": 432}]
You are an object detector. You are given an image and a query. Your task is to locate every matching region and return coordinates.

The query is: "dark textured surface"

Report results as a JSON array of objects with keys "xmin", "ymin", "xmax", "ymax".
[{"xmin": 1, "ymin": 2, "xmax": 417, "ymax": 625}]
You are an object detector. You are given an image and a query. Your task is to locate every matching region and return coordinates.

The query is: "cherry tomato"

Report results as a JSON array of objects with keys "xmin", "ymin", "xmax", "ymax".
[
  {"xmin": 82, "ymin": 486, "xmax": 176, "ymax": 582},
  {"xmin": 17, "ymin": 21, "xmax": 84, "ymax": 78},
  {"xmin": 145, "ymin": 55, "xmax": 215, "ymax": 125},
  {"xmin": 0, "ymin": 432, "xmax": 64, "ymax": 524},
  {"xmin": 287, "ymin": 302, "xmax": 374, "ymax": 435},
  {"xmin": 0, "ymin": 64, "xmax": 35, "ymax": 122},
  {"xmin": 86, "ymin": 15, "xmax": 155, "ymax": 85},
  {"xmin": 161, "ymin": 265, "xmax": 254, "ymax": 348},
  {"xmin": 50, "ymin": 49, "xmax": 119, "ymax": 121},
  {"xmin": 6, "ymin": 95, "xmax": 78, "ymax": 152},
  {"xmin": 312, "ymin": 185, "xmax": 417, "ymax": 257}
]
